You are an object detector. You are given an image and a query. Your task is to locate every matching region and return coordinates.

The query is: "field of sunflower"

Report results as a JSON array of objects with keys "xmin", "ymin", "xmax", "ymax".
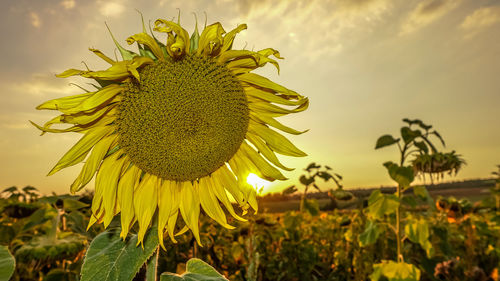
[{"xmin": 1, "ymin": 185, "xmax": 500, "ymax": 281}]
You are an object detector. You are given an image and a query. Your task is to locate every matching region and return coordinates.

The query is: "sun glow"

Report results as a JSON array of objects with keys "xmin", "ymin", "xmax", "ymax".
[{"xmin": 246, "ymin": 173, "xmax": 270, "ymax": 193}]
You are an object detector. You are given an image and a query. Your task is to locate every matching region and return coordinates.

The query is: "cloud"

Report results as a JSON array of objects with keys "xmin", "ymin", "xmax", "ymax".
[
  {"xmin": 460, "ymin": 6, "xmax": 500, "ymax": 37},
  {"xmin": 400, "ymin": 0, "xmax": 458, "ymax": 35},
  {"xmin": 60, "ymin": 0, "xmax": 75, "ymax": 9},
  {"xmin": 99, "ymin": 2, "xmax": 125, "ymax": 17},
  {"xmin": 29, "ymin": 11, "xmax": 41, "ymax": 28}
]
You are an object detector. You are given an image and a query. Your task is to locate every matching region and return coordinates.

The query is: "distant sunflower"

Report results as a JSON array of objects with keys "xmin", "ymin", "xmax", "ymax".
[{"xmin": 32, "ymin": 15, "xmax": 308, "ymax": 247}]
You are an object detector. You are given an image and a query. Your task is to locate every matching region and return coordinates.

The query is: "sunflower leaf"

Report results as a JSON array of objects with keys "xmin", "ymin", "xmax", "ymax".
[
  {"xmin": 80, "ymin": 226, "xmax": 159, "ymax": 281},
  {"xmin": 160, "ymin": 258, "xmax": 228, "ymax": 281},
  {"xmin": 0, "ymin": 245, "xmax": 15, "ymax": 281}
]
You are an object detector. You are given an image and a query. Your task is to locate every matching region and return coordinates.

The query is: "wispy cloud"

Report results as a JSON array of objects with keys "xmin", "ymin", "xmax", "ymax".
[
  {"xmin": 98, "ymin": 2, "xmax": 125, "ymax": 17},
  {"xmin": 60, "ymin": 0, "xmax": 75, "ymax": 10},
  {"xmin": 400, "ymin": 0, "xmax": 458, "ymax": 35},
  {"xmin": 460, "ymin": 5, "xmax": 500, "ymax": 38},
  {"xmin": 29, "ymin": 11, "xmax": 41, "ymax": 28}
]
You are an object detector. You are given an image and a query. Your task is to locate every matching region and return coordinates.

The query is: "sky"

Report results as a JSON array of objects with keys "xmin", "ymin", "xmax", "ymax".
[{"xmin": 0, "ymin": 0, "xmax": 499, "ymax": 195}]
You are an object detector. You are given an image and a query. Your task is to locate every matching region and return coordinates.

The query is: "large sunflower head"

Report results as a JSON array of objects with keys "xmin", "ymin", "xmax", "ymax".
[{"xmin": 33, "ymin": 15, "xmax": 309, "ymax": 247}]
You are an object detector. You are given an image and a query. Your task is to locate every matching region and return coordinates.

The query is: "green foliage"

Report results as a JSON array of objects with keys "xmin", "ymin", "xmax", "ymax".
[
  {"xmin": 404, "ymin": 218, "xmax": 433, "ymax": 257},
  {"xmin": 375, "ymin": 135, "xmax": 399, "ymax": 149},
  {"xmin": 367, "ymin": 190, "xmax": 399, "ymax": 219},
  {"xmin": 0, "ymin": 245, "xmax": 15, "ymax": 281},
  {"xmin": 160, "ymin": 258, "xmax": 228, "ymax": 281},
  {"xmin": 383, "ymin": 162, "xmax": 414, "ymax": 189},
  {"xmin": 303, "ymin": 198, "xmax": 320, "ymax": 216},
  {"xmin": 359, "ymin": 221, "xmax": 382, "ymax": 247},
  {"xmin": 80, "ymin": 226, "xmax": 159, "ymax": 281},
  {"xmin": 370, "ymin": 260, "xmax": 421, "ymax": 281}
]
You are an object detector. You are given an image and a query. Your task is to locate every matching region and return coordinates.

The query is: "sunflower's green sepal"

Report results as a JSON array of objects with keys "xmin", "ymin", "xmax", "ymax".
[
  {"xmin": 105, "ymin": 23, "xmax": 138, "ymax": 61},
  {"xmin": 190, "ymin": 14, "xmax": 200, "ymax": 54},
  {"xmin": 139, "ymin": 45, "xmax": 157, "ymax": 60}
]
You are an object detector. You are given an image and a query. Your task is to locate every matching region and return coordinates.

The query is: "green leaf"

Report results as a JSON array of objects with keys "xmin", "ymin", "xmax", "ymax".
[
  {"xmin": 401, "ymin": 195, "xmax": 417, "ymax": 208},
  {"xmin": 146, "ymin": 253, "xmax": 157, "ymax": 281},
  {"xmin": 370, "ymin": 260, "xmax": 421, "ymax": 281},
  {"xmin": 413, "ymin": 141, "xmax": 428, "ymax": 154},
  {"xmin": 383, "ymin": 162, "xmax": 414, "ymax": 188},
  {"xmin": 80, "ymin": 226, "xmax": 159, "ymax": 281},
  {"xmin": 299, "ymin": 175, "xmax": 314, "ymax": 186},
  {"xmin": 400, "ymin": 127, "xmax": 421, "ymax": 144},
  {"xmin": 359, "ymin": 220, "xmax": 381, "ymax": 246},
  {"xmin": 303, "ymin": 198, "xmax": 320, "ymax": 216},
  {"xmin": 317, "ymin": 171, "xmax": 332, "ymax": 182},
  {"xmin": 432, "ymin": 131, "xmax": 445, "ymax": 146},
  {"xmin": 367, "ymin": 190, "xmax": 400, "ymax": 219},
  {"xmin": 282, "ymin": 185, "xmax": 297, "ymax": 195},
  {"xmin": 405, "ymin": 218, "xmax": 433, "ymax": 258},
  {"xmin": 375, "ymin": 135, "xmax": 399, "ymax": 149},
  {"xmin": 62, "ymin": 198, "xmax": 88, "ymax": 211},
  {"xmin": 160, "ymin": 258, "xmax": 228, "ymax": 281},
  {"xmin": 412, "ymin": 186, "xmax": 434, "ymax": 208},
  {"xmin": 0, "ymin": 245, "xmax": 15, "ymax": 281}
]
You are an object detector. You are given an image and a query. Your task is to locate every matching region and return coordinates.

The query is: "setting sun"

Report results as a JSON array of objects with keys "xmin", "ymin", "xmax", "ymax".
[{"xmin": 246, "ymin": 173, "xmax": 270, "ymax": 193}]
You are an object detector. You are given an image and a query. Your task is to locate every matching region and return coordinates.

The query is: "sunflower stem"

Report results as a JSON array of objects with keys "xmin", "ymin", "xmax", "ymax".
[{"xmin": 154, "ymin": 245, "xmax": 160, "ymax": 281}]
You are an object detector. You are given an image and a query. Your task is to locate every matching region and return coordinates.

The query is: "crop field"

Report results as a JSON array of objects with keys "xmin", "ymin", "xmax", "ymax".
[{"xmin": 1, "ymin": 183, "xmax": 500, "ymax": 281}]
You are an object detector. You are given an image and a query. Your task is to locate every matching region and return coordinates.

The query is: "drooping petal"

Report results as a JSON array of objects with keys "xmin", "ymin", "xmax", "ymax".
[
  {"xmin": 47, "ymin": 125, "xmax": 114, "ymax": 176},
  {"xmin": 133, "ymin": 174, "xmax": 159, "ymax": 246},
  {"xmin": 99, "ymin": 153, "xmax": 129, "ymax": 227},
  {"xmin": 250, "ymin": 111, "xmax": 308, "ymax": 135},
  {"xmin": 246, "ymin": 132, "xmax": 293, "ymax": 171},
  {"xmin": 198, "ymin": 177, "xmax": 234, "ymax": 229},
  {"xmin": 70, "ymin": 134, "xmax": 118, "ymax": 193},
  {"xmin": 118, "ymin": 164, "xmax": 141, "ymax": 239},
  {"xmin": 239, "ymin": 142, "xmax": 287, "ymax": 181},
  {"xmin": 158, "ymin": 180, "xmax": 179, "ymax": 249},
  {"xmin": 53, "ymin": 84, "xmax": 123, "ymax": 115},
  {"xmin": 179, "ymin": 181, "xmax": 202, "ymax": 245},
  {"xmin": 248, "ymin": 121, "xmax": 307, "ymax": 157}
]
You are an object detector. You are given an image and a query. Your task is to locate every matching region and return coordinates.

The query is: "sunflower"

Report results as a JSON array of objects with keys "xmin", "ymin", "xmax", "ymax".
[{"xmin": 32, "ymin": 15, "xmax": 308, "ymax": 248}]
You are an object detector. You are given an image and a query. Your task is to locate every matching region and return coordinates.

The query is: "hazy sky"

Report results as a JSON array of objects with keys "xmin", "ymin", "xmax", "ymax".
[{"xmin": 1, "ymin": 0, "xmax": 499, "ymax": 195}]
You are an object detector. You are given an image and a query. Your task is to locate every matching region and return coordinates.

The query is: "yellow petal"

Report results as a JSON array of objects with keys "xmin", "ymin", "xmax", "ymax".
[
  {"xmin": 36, "ymin": 92, "xmax": 93, "ymax": 111},
  {"xmin": 134, "ymin": 174, "xmax": 158, "ymax": 246},
  {"xmin": 179, "ymin": 181, "xmax": 202, "ymax": 246},
  {"xmin": 70, "ymin": 134, "xmax": 118, "ymax": 193},
  {"xmin": 238, "ymin": 73, "xmax": 296, "ymax": 95},
  {"xmin": 62, "ymin": 106, "xmax": 117, "ymax": 126},
  {"xmin": 244, "ymin": 87, "xmax": 306, "ymax": 106},
  {"xmin": 250, "ymin": 111, "xmax": 308, "ymax": 135},
  {"xmin": 154, "ymin": 19, "xmax": 190, "ymax": 57},
  {"xmin": 167, "ymin": 211, "xmax": 179, "ymax": 243},
  {"xmin": 56, "ymin": 56, "xmax": 153, "ymax": 81},
  {"xmin": 31, "ymin": 116, "xmax": 116, "ymax": 135},
  {"xmin": 210, "ymin": 168, "xmax": 246, "ymax": 221},
  {"xmin": 197, "ymin": 22, "xmax": 225, "ymax": 56},
  {"xmin": 62, "ymin": 84, "xmax": 123, "ymax": 115},
  {"xmin": 227, "ymin": 157, "xmax": 259, "ymax": 213},
  {"xmin": 225, "ymin": 49, "xmax": 281, "ymax": 73},
  {"xmin": 126, "ymin": 33, "xmax": 165, "ymax": 60},
  {"xmin": 47, "ymin": 125, "xmax": 114, "ymax": 176},
  {"xmin": 118, "ymin": 165, "xmax": 141, "ymax": 239},
  {"xmin": 246, "ymin": 132, "xmax": 293, "ymax": 171},
  {"xmin": 158, "ymin": 180, "xmax": 179, "ymax": 249},
  {"xmin": 239, "ymin": 142, "xmax": 287, "ymax": 181},
  {"xmin": 198, "ymin": 177, "xmax": 234, "ymax": 229},
  {"xmin": 89, "ymin": 48, "xmax": 116, "ymax": 65},
  {"xmin": 221, "ymin": 24, "xmax": 247, "ymax": 52},
  {"xmin": 248, "ymin": 121, "xmax": 307, "ymax": 157},
  {"xmin": 98, "ymin": 153, "xmax": 129, "ymax": 227},
  {"xmin": 248, "ymin": 100, "xmax": 309, "ymax": 117}
]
